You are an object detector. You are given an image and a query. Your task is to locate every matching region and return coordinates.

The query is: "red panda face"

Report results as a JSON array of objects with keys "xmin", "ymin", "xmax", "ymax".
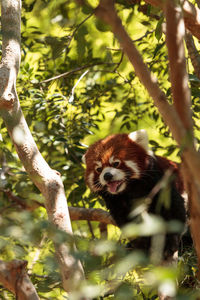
[{"xmin": 83, "ymin": 131, "xmax": 152, "ymax": 195}]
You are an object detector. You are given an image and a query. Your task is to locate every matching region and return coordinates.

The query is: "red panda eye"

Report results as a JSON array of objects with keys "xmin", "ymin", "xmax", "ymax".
[
  {"xmin": 112, "ymin": 161, "xmax": 120, "ymax": 168},
  {"xmin": 96, "ymin": 167, "xmax": 102, "ymax": 173}
]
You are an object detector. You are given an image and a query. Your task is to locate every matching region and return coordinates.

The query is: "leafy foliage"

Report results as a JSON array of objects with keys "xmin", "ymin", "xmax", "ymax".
[{"xmin": 0, "ymin": 0, "xmax": 200, "ymax": 299}]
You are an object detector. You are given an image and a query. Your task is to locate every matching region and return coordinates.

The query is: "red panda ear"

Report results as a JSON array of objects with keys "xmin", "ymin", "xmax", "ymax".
[
  {"xmin": 128, "ymin": 129, "xmax": 152, "ymax": 154},
  {"xmin": 82, "ymin": 154, "xmax": 86, "ymax": 164}
]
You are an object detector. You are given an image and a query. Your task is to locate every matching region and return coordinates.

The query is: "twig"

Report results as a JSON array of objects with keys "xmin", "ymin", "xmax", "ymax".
[
  {"xmin": 67, "ymin": 13, "xmax": 93, "ymax": 48},
  {"xmin": 133, "ymin": 30, "xmax": 155, "ymax": 43},
  {"xmin": 40, "ymin": 62, "xmax": 116, "ymax": 84},
  {"xmin": 113, "ymin": 51, "xmax": 124, "ymax": 72}
]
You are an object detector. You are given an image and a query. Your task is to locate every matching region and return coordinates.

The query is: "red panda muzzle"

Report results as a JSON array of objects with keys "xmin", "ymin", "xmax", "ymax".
[
  {"xmin": 103, "ymin": 172, "xmax": 125, "ymax": 193},
  {"xmin": 103, "ymin": 172, "xmax": 113, "ymax": 181}
]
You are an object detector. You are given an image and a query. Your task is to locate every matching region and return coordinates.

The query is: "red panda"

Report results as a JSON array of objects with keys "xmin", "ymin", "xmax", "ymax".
[{"xmin": 83, "ymin": 130, "xmax": 187, "ymax": 260}]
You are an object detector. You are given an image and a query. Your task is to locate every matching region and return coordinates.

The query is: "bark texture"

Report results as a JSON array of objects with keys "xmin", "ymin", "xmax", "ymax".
[
  {"xmin": 0, "ymin": 260, "xmax": 39, "ymax": 300},
  {"xmin": 0, "ymin": 0, "xmax": 84, "ymax": 293}
]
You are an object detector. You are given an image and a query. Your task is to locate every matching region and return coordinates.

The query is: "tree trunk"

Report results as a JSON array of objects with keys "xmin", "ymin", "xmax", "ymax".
[{"xmin": 0, "ymin": 0, "xmax": 84, "ymax": 293}]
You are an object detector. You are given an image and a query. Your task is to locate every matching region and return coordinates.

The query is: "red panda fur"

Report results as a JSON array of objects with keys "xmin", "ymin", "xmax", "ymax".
[
  {"xmin": 83, "ymin": 131, "xmax": 187, "ymax": 260},
  {"xmin": 84, "ymin": 133, "xmax": 183, "ymax": 194}
]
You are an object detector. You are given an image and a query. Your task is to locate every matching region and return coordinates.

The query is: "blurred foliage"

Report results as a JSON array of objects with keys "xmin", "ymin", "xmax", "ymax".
[{"xmin": 0, "ymin": 0, "xmax": 200, "ymax": 299}]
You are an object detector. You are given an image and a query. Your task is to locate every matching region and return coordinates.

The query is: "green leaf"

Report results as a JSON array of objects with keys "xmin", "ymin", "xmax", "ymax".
[
  {"xmin": 155, "ymin": 16, "xmax": 164, "ymax": 41},
  {"xmin": 95, "ymin": 19, "xmax": 110, "ymax": 32}
]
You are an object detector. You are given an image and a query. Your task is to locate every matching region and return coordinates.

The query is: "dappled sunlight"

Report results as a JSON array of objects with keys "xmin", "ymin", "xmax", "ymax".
[{"xmin": 0, "ymin": 0, "xmax": 200, "ymax": 298}]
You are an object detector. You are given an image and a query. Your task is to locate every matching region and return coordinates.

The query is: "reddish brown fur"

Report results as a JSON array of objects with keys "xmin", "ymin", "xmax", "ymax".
[
  {"xmin": 83, "ymin": 133, "xmax": 188, "ymax": 265},
  {"xmin": 84, "ymin": 134, "xmax": 149, "ymax": 183},
  {"xmin": 84, "ymin": 133, "xmax": 183, "ymax": 193}
]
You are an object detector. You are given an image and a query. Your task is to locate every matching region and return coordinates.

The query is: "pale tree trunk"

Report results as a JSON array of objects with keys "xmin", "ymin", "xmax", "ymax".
[
  {"xmin": 94, "ymin": 0, "xmax": 200, "ymax": 272},
  {"xmin": 0, "ymin": 0, "xmax": 84, "ymax": 294}
]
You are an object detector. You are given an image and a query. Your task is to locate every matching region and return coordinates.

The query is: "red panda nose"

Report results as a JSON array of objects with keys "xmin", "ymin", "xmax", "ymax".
[{"xmin": 104, "ymin": 172, "xmax": 113, "ymax": 182}]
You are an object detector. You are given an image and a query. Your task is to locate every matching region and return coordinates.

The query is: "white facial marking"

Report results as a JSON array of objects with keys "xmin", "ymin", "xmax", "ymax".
[
  {"xmin": 95, "ymin": 161, "xmax": 102, "ymax": 167},
  {"xmin": 99, "ymin": 167, "xmax": 125, "ymax": 186},
  {"xmin": 124, "ymin": 160, "xmax": 140, "ymax": 178},
  {"xmin": 88, "ymin": 172, "xmax": 101, "ymax": 192},
  {"xmin": 109, "ymin": 156, "xmax": 115, "ymax": 164},
  {"xmin": 88, "ymin": 172, "xmax": 95, "ymax": 189},
  {"xmin": 109, "ymin": 156, "xmax": 121, "ymax": 168}
]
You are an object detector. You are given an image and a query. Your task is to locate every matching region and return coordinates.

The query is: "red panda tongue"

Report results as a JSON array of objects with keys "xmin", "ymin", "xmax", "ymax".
[{"xmin": 108, "ymin": 181, "xmax": 121, "ymax": 193}]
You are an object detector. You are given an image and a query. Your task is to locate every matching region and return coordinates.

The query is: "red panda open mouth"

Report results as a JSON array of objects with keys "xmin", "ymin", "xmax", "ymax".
[{"xmin": 106, "ymin": 180, "xmax": 124, "ymax": 193}]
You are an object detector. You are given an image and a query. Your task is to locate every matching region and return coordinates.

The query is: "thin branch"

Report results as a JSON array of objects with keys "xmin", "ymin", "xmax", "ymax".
[
  {"xmin": 132, "ymin": 30, "xmax": 155, "ymax": 43},
  {"xmin": 113, "ymin": 52, "xmax": 124, "ymax": 72},
  {"xmin": 106, "ymin": 30, "xmax": 155, "ymax": 51},
  {"xmin": 67, "ymin": 13, "xmax": 93, "ymax": 48},
  {"xmin": 40, "ymin": 62, "xmax": 116, "ymax": 84},
  {"xmin": 1, "ymin": 188, "xmax": 43, "ymax": 210}
]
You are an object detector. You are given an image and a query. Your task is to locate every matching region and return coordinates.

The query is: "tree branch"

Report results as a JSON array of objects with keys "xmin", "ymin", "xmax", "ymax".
[
  {"xmin": 0, "ymin": 260, "xmax": 39, "ymax": 300},
  {"xmin": 69, "ymin": 206, "xmax": 116, "ymax": 225},
  {"xmin": 1, "ymin": 188, "xmax": 116, "ymax": 225},
  {"xmin": 0, "ymin": 0, "xmax": 84, "ymax": 292},
  {"xmin": 144, "ymin": 0, "xmax": 200, "ymax": 41},
  {"xmin": 164, "ymin": 0, "xmax": 200, "ymax": 275},
  {"xmin": 40, "ymin": 62, "xmax": 116, "ymax": 84}
]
